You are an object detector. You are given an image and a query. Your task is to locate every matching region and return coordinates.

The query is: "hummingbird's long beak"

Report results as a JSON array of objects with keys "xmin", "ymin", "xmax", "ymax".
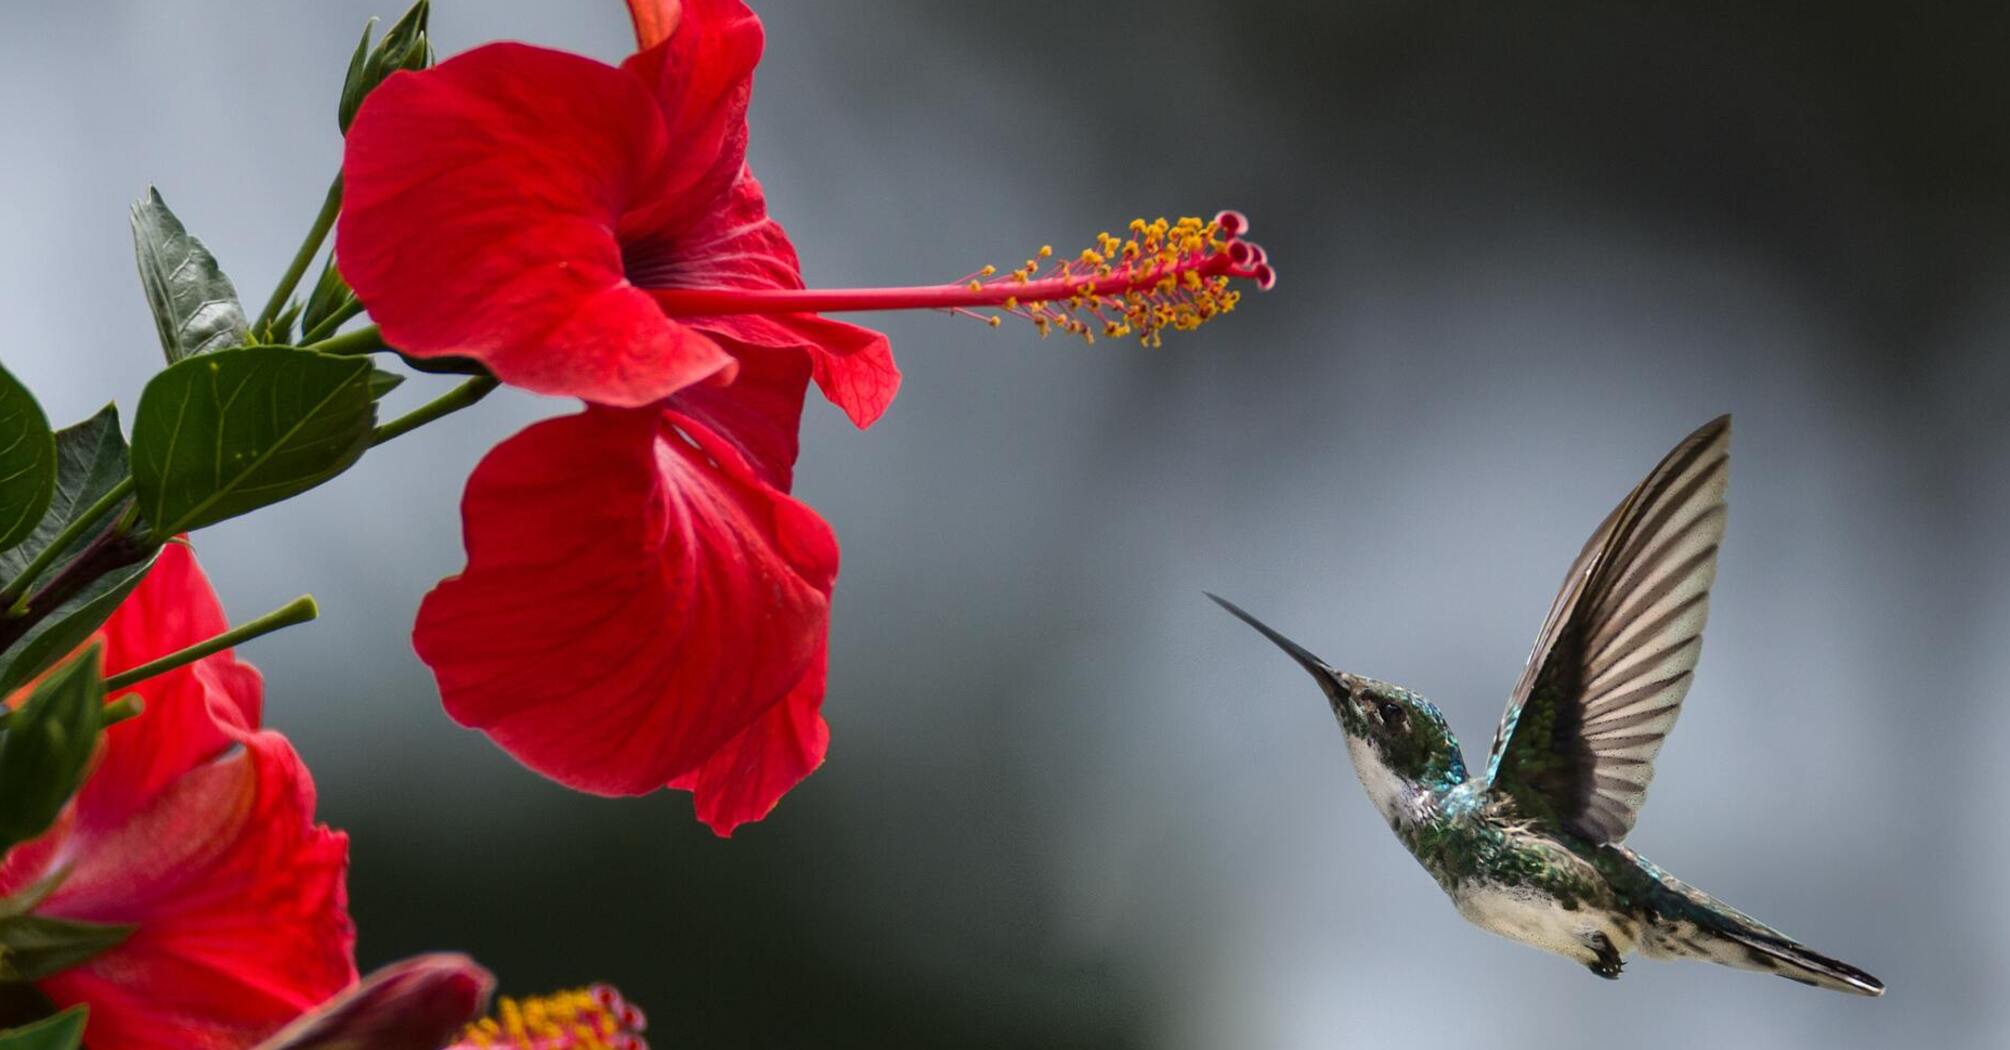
[{"xmin": 1206, "ymin": 593, "xmax": 1358, "ymax": 711}]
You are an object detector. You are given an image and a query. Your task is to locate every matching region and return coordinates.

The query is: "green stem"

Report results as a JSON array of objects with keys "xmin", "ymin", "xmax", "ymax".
[
  {"xmin": 1, "ymin": 477, "xmax": 136, "ymax": 615},
  {"xmin": 372, "ymin": 376, "xmax": 499, "ymax": 447},
  {"xmin": 303, "ymin": 323, "xmax": 386, "ymax": 357},
  {"xmin": 101, "ymin": 695, "xmax": 145, "ymax": 726},
  {"xmin": 298, "ymin": 297, "xmax": 366, "ymax": 346},
  {"xmin": 102, "ymin": 595, "xmax": 318, "ymax": 693},
  {"xmin": 257, "ymin": 175, "xmax": 344, "ymax": 333}
]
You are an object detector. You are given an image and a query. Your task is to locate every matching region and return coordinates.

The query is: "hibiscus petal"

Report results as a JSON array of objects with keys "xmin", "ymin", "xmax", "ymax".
[
  {"xmin": 36, "ymin": 731, "xmax": 355, "ymax": 1050},
  {"xmin": 639, "ymin": 173, "xmax": 903, "ymax": 428},
  {"xmin": 414, "ymin": 407, "xmax": 839, "ymax": 800},
  {"xmin": 617, "ymin": 0, "xmax": 764, "ymax": 233},
  {"xmin": 79, "ymin": 542, "xmax": 261, "ymax": 831},
  {"xmin": 339, "ymin": 42, "xmax": 735, "ymax": 407},
  {"xmin": 668, "ymin": 335, "xmax": 810, "ymax": 491},
  {"xmin": 668, "ymin": 643, "xmax": 830, "ymax": 836}
]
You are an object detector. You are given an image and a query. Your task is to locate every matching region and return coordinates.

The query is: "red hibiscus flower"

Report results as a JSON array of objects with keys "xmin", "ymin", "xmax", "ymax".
[
  {"xmin": 338, "ymin": 0, "xmax": 900, "ymax": 421},
  {"xmin": 341, "ymin": 0, "xmax": 1271, "ymax": 834},
  {"xmin": 0, "ymin": 544, "xmax": 355, "ymax": 1050}
]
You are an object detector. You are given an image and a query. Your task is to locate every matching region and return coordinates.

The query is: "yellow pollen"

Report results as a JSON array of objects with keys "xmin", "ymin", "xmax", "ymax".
[
  {"xmin": 959, "ymin": 215, "xmax": 1257, "ymax": 346},
  {"xmin": 451, "ymin": 985, "xmax": 643, "ymax": 1050}
]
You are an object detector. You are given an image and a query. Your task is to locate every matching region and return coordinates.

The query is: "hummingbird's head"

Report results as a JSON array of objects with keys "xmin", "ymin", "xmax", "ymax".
[{"xmin": 1209, "ymin": 594, "xmax": 1468, "ymax": 824}]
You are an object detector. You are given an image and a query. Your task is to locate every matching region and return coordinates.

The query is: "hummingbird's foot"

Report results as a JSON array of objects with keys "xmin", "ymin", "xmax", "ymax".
[{"xmin": 1586, "ymin": 932, "xmax": 1625, "ymax": 980}]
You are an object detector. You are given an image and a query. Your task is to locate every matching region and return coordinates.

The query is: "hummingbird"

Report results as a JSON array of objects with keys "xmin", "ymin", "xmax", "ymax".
[{"xmin": 1210, "ymin": 416, "xmax": 1883, "ymax": 995}]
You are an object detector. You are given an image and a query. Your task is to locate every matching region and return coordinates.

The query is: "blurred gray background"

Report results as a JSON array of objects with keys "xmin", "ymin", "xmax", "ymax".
[{"xmin": 3, "ymin": 2, "xmax": 2006, "ymax": 1047}]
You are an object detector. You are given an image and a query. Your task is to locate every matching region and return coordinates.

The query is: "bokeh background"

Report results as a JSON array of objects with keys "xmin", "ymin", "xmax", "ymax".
[{"xmin": 4, "ymin": 2, "xmax": 2007, "ymax": 1047}]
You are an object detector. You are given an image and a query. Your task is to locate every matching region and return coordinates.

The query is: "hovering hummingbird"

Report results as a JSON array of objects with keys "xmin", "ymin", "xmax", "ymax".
[{"xmin": 1210, "ymin": 416, "xmax": 1883, "ymax": 995}]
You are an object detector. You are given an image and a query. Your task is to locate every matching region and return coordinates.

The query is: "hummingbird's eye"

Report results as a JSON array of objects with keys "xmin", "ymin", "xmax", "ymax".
[{"xmin": 1377, "ymin": 700, "xmax": 1406, "ymax": 730}]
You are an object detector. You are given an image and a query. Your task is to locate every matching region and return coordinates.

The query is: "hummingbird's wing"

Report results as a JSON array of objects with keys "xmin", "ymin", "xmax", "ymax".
[{"xmin": 1483, "ymin": 416, "xmax": 1730, "ymax": 844}]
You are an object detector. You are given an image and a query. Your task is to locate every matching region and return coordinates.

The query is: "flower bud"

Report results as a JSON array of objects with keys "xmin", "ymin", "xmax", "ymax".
[
  {"xmin": 338, "ymin": 0, "xmax": 432, "ymax": 133},
  {"xmin": 255, "ymin": 954, "xmax": 495, "ymax": 1050}
]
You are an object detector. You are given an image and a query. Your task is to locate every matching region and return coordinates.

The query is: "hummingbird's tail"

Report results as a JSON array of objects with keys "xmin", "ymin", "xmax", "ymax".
[{"xmin": 1624, "ymin": 853, "xmax": 1885, "ymax": 996}]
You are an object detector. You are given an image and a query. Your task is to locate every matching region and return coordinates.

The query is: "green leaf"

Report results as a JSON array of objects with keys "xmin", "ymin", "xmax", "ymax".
[
  {"xmin": 366, "ymin": 368, "xmax": 404, "ymax": 401},
  {"xmin": 131, "ymin": 188, "xmax": 250, "ymax": 363},
  {"xmin": 0, "ymin": 366, "xmax": 55, "ymax": 552},
  {"xmin": 0, "ymin": 550, "xmax": 155, "ymax": 700},
  {"xmin": 339, "ymin": 0, "xmax": 431, "ymax": 132},
  {"xmin": 0, "ymin": 912, "xmax": 131, "ymax": 985},
  {"xmin": 0, "ymin": 407, "xmax": 156, "ymax": 698},
  {"xmin": 8, "ymin": 407, "xmax": 129, "ymax": 575},
  {"xmin": 132, "ymin": 346, "xmax": 377, "ymax": 536},
  {"xmin": 0, "ymin": 648, "xmax": 104, "ymax": 853},
  {"xmin": 0, "ymin": 1005, "xmax": 87, "ymax": 1050}
]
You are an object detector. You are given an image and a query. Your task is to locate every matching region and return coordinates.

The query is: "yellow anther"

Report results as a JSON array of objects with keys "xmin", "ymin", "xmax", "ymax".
[{"xmin": 454, "ymin": 986, "xmax": 639, "ymax": 1050}]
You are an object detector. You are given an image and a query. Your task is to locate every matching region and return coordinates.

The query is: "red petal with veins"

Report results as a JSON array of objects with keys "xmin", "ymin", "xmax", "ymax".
[
  {"xmin": 669, "ymin": 335, "xmax": 811, "ymax": 491},
  {"xmin": 0, "ymin": 544, "xmax": 354, "ymax": 1050},
  {"xmin": 668, "ymin": 644, "xmax": 829, "ymax": 837},
  {"xmin": 78, "ymin": 542, "xmax": 259, "ymax": 829},
  {"xmin": 630, "ymin": 173, "xmax": 902, "ymax": 428},
  {"xmin": 339, "ymin": 43, "xmax": 734, "ymax": 407},
  {"xmin": 31, "ymin": 734, "xmax": 353, "ymax": 1050},
  {"xmin": 413, "ymin": 406, "xmax": 838, "ymax": 825},
  {"xmin": 339, "ymin": 3, "xmax": 900, "ymax": 423},
  {"xmin": 617, "ymin": 0, "xmax": 762, "ymax": 236}
]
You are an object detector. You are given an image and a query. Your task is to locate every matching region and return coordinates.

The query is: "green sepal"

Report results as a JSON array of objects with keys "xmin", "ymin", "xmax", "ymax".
[
  {"xmin": 0, "ymin": 408, "xmax": 155, "ymax": 698},
  {"xmin": 299, "ymin": 255, "xmax": 357, "ymax": 339},
  {"xmin": 0, "ymin": 648, "xmax": 105, "ymax": 854},
  {"xmin": 0, "ymin": 1005, "xmax": 87, "ymax": 1050},
  {"xmin": 131, "ymin": 346, "xmax": 378, "ymax": 538},
  {"xmin": 130, "ymin": 188, "xmax": 250, "ymax": 364},
  {"xmin": 0, "ymin": 912, "xmax": 132, "ymax": 985},
  {"xmin": 338, "ymin": 0, "xmax": 431, "ymax": 132},
  {"xmin": 366, "ymin": 369, "xmax": 404, "ymax": 401},
  {"xmin": 0, "ymin": 366, "xmax": 56, "ymax": 553}
]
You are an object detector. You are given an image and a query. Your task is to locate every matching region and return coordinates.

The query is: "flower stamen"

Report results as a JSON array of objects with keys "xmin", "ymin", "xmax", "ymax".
[
  {"xmin": 450, "ymin": 983, "xmax": 647, "ymax": 1050},
  {"xmin": 646, "ymin": 210, "xmax": 1272, "ymax": 348}
]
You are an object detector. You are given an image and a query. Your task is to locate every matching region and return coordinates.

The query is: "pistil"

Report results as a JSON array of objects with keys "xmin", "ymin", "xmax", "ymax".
[{"xmin": 648, "ymin": 211, "xmax": 1273, "ymax": 347}]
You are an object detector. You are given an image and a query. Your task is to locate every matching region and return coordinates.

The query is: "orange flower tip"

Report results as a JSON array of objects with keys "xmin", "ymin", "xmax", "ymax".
[{"xmin": 450, "ymin": 983, "xmax": 647, "ymax": 1050}]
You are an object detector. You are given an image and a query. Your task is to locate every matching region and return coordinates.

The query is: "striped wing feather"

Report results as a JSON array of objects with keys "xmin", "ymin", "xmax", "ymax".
[{"xmin": 1484, "ymin": 416, "xmax": 1730, "ymax": 843}]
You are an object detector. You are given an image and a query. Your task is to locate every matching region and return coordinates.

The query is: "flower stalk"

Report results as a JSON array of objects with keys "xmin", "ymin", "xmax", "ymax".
[
  {"xmin": 101, "ymin": 594, "xmax": 319, "ymax": 693},
  {"xmin": 258, "ymin": 175, "xmax": 345, "ymax": 334}
]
